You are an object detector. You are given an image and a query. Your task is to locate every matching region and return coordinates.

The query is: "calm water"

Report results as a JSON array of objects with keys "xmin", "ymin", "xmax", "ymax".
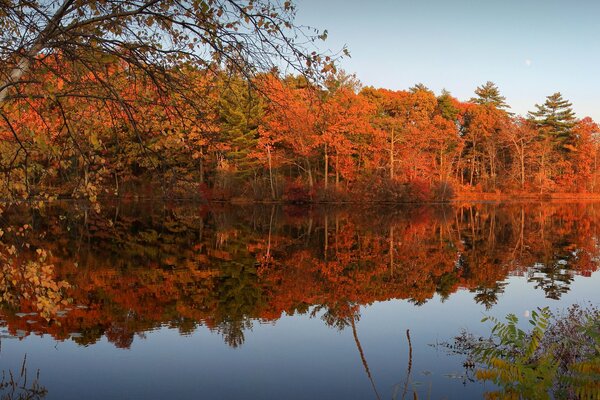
[{"xmin": 0, "ymin": 201, "xmax": 598, "ymax": 399}]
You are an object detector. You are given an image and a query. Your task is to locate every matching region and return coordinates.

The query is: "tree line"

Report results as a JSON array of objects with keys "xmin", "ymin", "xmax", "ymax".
[
  {"xmin": 1, "ymin": 1, "xmax": 597, "ymax": 202},
  {"xmin": 1, "ymin": 58, "xmax": 598, "ymax": 201}
]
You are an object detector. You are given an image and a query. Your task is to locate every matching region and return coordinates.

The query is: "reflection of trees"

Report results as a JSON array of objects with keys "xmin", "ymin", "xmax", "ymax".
[
  {"xmin": 0, "ymin": 245, "xmax": 71, "ymax": 321},
  {"xmin": 471, "ymin": 282, "xmax": 508, "ymax": 310},
  {"xmin": 212, "ymin": 262, "xmax": 264, "ymax": 348},
  {"xmin": 0, "ymin": 201, "xmax": 597, "ymax": 349},
  {"xmin": 313, "ymin": 302, "xmax": 357, "ymax": 331},
  {"xmin": 528, "ymin": 264, "xmax": 574, "ymax": 300}
]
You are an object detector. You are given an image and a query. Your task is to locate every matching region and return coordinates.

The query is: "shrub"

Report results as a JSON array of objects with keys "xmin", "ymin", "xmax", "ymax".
[
  {"xmin": 432, "ymin": 181, "xmax": 455, "ymax": 202},
  {"xmin": 282, "ymin": 179, "xmax": 312, "ymax": 203},
  {"xmin": 453, "ymin": 305, "xmax": 600, "ymax": 400}
]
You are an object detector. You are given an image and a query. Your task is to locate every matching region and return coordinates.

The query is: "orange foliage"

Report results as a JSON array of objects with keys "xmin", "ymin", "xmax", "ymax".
[
  {"xmin": 0, "ymin": 201, "xmax": 597, "ymax": 348},
  {"xmin": 2, "ymin": 57, "xmax": 598, "ymax": 202}
]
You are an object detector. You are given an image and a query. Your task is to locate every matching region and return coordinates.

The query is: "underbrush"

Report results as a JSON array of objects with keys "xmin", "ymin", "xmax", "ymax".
[{"xmin": 448, "ymin": 304, "xmax": 599, "ymax": 399}]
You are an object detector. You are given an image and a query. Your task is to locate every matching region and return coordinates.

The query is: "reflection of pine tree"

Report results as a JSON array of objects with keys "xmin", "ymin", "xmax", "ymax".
[
  {"xmin": 213, "ymin": 261, "xmax": 264, "ymax": 348},
  {"xmin": 528, "ymin": 262, "xmax": 574, "ymax": 300},
  {"xmin": 471, "ymin": 282, "xmax": 507, "ymax": 310},
  {"xmin": 216, "ymin": 318, "xmax": 253, "ymax": 349},
  {"xmin": 436, "ymin": 271, "xmax": 460, "ymax": 301}
]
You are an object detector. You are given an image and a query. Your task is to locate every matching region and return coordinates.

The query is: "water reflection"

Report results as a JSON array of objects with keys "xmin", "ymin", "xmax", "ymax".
[{"xmin": 0, "ymin": 201, "xmax": 598, "ymax": 349}]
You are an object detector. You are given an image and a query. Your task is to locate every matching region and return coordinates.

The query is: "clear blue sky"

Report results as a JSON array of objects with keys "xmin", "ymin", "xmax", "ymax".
[{"xmin": 295, "ymin": 0, "xmax": 600, "ymax": 120}]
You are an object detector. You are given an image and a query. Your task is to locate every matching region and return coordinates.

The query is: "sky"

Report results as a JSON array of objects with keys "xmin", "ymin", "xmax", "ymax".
[{"xmin": 294, "ymin": 0, "xmax": 600, "ymax": 120}]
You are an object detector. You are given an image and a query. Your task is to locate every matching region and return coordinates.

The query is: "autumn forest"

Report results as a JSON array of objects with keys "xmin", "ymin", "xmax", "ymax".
[{"xmin": 2, "ymin": 57, "xmax": 599, "ymax": 203}]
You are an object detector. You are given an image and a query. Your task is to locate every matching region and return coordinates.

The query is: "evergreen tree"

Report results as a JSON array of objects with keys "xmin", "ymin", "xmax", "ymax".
[
  {"xmin": 409, "ymin": 82, "xmax": 433, "ymax": 94},
  {"xmin": 470, "ymin": 81, "xmax": 510, "ymax": 110},
  {"xmin": 283, "ymin": 74, "xmax": 311, "ymax": 89},
  {"xmin": 528, "ymin": 92, "xmax": 577, "ymax": 148},
  {"xmin": 324, "ymin": 70, "xmax": 362, "ymax": 94},
  {"xmin": 218, "ymin": 75, "xmax": 263, "ymax": 180},
  {"xmin": 437, "ymin": 89, "xmax": 459, "ymax": 121}
]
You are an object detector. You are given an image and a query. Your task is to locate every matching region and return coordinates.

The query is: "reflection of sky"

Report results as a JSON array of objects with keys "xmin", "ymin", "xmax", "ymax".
[
  {"xmin": 293, "ymin": 0, "xmax": 600, "ymax": 121},
  {"xmin": 2, "ymin": 272, "xmax": 598, "ymax": 399}
]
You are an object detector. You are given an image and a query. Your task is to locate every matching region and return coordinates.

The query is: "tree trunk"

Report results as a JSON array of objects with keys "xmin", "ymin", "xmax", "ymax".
[
  {"xmin": 439, "ymin": 148, "xmax": 444, "ymax": 180},
  {"xmin": 470, "ymin": 156, "xmax": 476, "ymax": 186},
  {"xmin": 267, "ymin": 146, "xmax": 275, "ymax": 200},
  {"xmin": 305, "ymin": 158, "xmax": 313, "ymax": 194},
  {"xmin": 199, "ymin": 154, "xmax": 204, "ymax": 184},
  {"xmin": 390, "ymin": 128, "xmax": 395, "ymax": 179},
  {"xmin": 0, "ymin": 58, "xmax": 33, "ymax": 105},
  {"xmin": 324, "ymin": 143, "xmax": 329, "ymax": 190},
  {"xmin": 540, "ymin": 150, "xmax": 546, "ymax": 194},
  {"xmin": 335, "ymin": 150, "xmax": 339, "ymax": 189},
  {"xmin": 488, "ymin": 144, "xmax": 496, "ymax": 189},
  {"xmin": 0, "ymin": 0, "xmax": 74, "ymax": 106},
  {"xmin": 520, "ymin": 143, "xmax": 525, "ymax": 190},
  {"xmin": 594, "ymin": 151, "xmax": 598, "ymax": 192}
]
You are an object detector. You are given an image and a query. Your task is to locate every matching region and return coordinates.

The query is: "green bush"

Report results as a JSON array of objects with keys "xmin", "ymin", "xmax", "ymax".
[{"xmin": 459, "ymin": 305, "xmax": 599, "ymax": 399}]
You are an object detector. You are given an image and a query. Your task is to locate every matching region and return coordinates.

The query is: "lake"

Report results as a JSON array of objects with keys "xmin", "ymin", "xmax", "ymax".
[{"xmin": 0, "ymin": 201, "xmax": 598, "ymax": 399}]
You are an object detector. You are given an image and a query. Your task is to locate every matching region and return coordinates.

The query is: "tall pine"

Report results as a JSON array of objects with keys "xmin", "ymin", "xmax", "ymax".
[
  {"xmin": 217, "ymin": 74, "xmax": 263, "ymax": 180},
  {"xmin": 470, "ymin": 81, "xmax": 510, "ymax": 110},
  {"xmin": 528, "ymin": 92, "xmax": 576, "ymax": 149}
]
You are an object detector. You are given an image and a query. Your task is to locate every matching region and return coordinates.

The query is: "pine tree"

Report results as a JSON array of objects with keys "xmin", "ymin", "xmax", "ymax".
[
  {"xmin": 437, "ymin": 89, "xmax": 459, "ymax": 121},
  {"xmin": 324, "ymin": 70, "xmax": 362, "ymax": 94},
  {"xmin": 409, "ymin": 82, "xmax": 433, "ymax": 94},
  {"xmin": 528, "ymin": 92, "xmax": 576, "ymax": 148},
  {"xmin": 217, "ymin": 75, "xmax": 263, "ymax": 180},
  {"xmin": 470, "ymin": 81, "xmax": 510, "ymax": 110}
]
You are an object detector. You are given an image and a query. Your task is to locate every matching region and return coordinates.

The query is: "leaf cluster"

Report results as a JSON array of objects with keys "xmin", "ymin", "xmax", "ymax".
[{"xmin": 471, "ymin": 306, "xmax": 599, "ymax": 399}]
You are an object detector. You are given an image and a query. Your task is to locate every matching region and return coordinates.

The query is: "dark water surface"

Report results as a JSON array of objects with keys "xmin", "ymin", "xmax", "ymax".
[{"xmin": 0, "ymin": 201, "xmax": 598, "ymax": 399}]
